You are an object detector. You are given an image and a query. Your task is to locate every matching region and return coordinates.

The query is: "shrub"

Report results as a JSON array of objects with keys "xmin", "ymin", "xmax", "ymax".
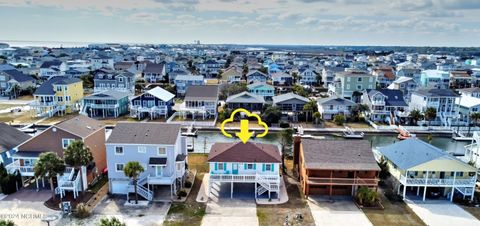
[
  {"xmin": 74, "ymin": 203, "xmax": 91, "ymax": 219},
  {"xmin": 178, "ymin": 190, "xmax": 187, "ymax": 197},
  {"xmin": 184, "ymin": 181, "xmax": 192, "ymax": 188},
  {"xmin": 279, "ymin": 121, "xmax": 290, "ymax": 128},
  {"xmin": 356, "ymin": 187, "xmax": 379, "ymax": 207},
  {"xmin": 0, "ymin": 219, "xmax": 15, "ymax": 226},
  {"xmin": 98, "ymin": 217, "xmax": 126, "ymax": 226},
  {"xmin": 333, "ymin": 114, "xmax": 345, "ymax": 126}
]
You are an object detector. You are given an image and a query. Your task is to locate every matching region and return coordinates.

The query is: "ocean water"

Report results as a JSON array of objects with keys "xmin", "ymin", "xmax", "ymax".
[{"xmin": 0, "ymin": 40, "xmax": 90, "ymax": 48}]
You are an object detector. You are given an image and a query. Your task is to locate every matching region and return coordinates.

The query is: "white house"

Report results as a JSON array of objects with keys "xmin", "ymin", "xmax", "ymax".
[
  {"xmin": 409, "ymin": 89, "xmax": 459, "ymax": 127},
  {"xmin": 317, "ymin": 96, "xmax": 356, "ymax": 120}
]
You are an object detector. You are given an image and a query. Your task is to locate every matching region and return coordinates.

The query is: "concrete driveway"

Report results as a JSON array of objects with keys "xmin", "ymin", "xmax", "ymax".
[
  {"xmin": 307, "ymin": 196, "xmax": 372, "ymax": 226},
  {"xmin": 56, "ymin": 198, "xmax": 171, "ymax": 226},
  {"xmin": 201, "ymin": 182, "xmax": 258, "ymax": 226},
  {"xmin": 0, "ymin": 190, "xmax": 61, "ymax": 226},
  {"xmin": 407, "ymin": 200, "xmax": 480, "ymax": 226}
]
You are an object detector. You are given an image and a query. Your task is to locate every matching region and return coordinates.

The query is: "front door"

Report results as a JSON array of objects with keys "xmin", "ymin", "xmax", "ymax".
[
  {"xmin": 232, "ymin": 163, "xmax": 239, "ymax": 175},
  {"xmin": 155, "ymin": 166, "xmax": 163, "ymax": 177},
  {"xmin": 440, "ymin": 172, "xmax": 445, "ymax": 179}
]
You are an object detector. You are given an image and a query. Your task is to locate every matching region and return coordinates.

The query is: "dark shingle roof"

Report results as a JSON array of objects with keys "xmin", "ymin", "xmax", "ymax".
[
  {"xmin": 301, "ymin": 139, "xmax": 380, "ymax": 171},
  {"xmin": 208, "ymin": 142, "xmax": 281, "ymax": 163},
  {"xmin": 2, "ymin": 70, "xmax": 35, "ymax": 82},
  {"xmin": 0, "ymin": 123, "xmax": 31, "ymax": 153},
  {"xmin": 144, "ymin": 62, "xmax": 165, "ymax": 74},
  {"xmin": 367, "ymin": 89, "xmax": 407, "ymax": 107},
  {"xmin": 107, "ymin": 122, "xmax": 181, "ymax": 145},
  {"xmin": 34, "ymin": 77, "xmax": 81, "ymax": 95},
  {"xmin": 184, "ymin": 85, "xmax": 219, "ymax": 101},
  {"xmin": 414, "ymin": 88, "xmax": 459, "ymax": 97},
  {"xmin": 40, "ymin": 60, "xmax": 62, "ymax": 68},
  {"xmin": 317, "ymin": 96, "xmax": 356, "ymax": 106}
]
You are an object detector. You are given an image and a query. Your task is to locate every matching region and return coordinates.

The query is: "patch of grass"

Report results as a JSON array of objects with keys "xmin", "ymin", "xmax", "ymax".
[
  {"xmin": 363, "ymin": 189, "xmax": 425, "ymax": 226},
  {"xmin": 0, "ymin": 115, "xmax": 15, "ymax": 122},
  {"xmin": 164, "ymin": 173, "xmax": 207, "ymax": 226},
  {"xmin": 188, "ymin": 153, "xmax": 209, "ymax": 173}
]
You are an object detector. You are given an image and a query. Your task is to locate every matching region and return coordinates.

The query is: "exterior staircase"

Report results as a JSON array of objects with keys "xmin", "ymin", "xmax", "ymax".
[
  {"xmin": 128, "ymin": 176, "xmax": 153, "ymax": 201},
  {"xmin": 56, "ymin": 167, "xmax": 82, "ymax": 199},
  {"xmin": 256, "ymin": 175, "xmax": 280, "ymax": 198}
]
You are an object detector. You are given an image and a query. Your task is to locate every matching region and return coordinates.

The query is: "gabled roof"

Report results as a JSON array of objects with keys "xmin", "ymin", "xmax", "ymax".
[
  {"xmin": 0, "ymin": 123, "xmax": 31, "ymax": 153},
  {"xmin": 55, "ymin": 115, "xmax": 104, "ymax": 138},
  {"xmin": 455, "ymin": 95, "xmax": 480, "ymax": 108},
  {"xmin": 458, "ymin": 87, "xmax": 480, "ymax": 94},
  {"xmin": 378, "ymin": 138, "xmax": 475, "ymax": 171},
  {"xmin": 107, "ymin": 122, "xmax": 181, "ymax": 145},
  {"xmin": 40, "ymin": 60, "xmax": 63, "ymax": 68},
  {"xmin": 34, "ymin": 77, "xmax": 81, "ymax": 95},
  {"xmin": 246, "ymin": 70, "xmax": 268, "ymax": 78},
  {"xmin": 174, "ymin": 75, "xmax": 204, "ymax": 81},
  {"xmin": 317, "ymin": 96, "xmax": 356, "ymax": 106},
  {"xmin": 226, "ymin": 91, "xmax": 265, "ymax": 104},
  {"xmin": 413, "ymin": 88, "xmax": 459, "ymax": 98},
  {"xmin": 146, "ymin": 87, "xmax": 175, "ymax": 102},
  {"xmin": 272, "ymin": 92, "xmax": 309, "ymax": 104},
  {"xmin": 393, "ymin": 76, "xmax": 414, "ymax": 84},
  {"xmin": 84, "ymin": 90, "xmax": 129, "ymax": 100},
  {"xmin": 301, "ymin": 139, "xmax": 380, "ymax": 171},
  {"xmin": 2, "ymin": 69, "xmax": 35, "ymax": 82},
  {"xmin": 367, "ymin": 89, "xmax": 407, "ymax": 107},
  {"xmin": 184, "ymin": 85, "xmax": 218, "ymax": 101},
  {"xmin": 144, "ymin": 62, "xmax": 165, "ymax": 74},
  {"xmin": 208, "ymin": 142, "xmax": 281, "ymax": 163}
]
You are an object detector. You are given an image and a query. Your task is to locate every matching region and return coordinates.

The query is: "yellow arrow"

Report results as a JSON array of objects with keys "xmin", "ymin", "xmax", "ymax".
[{"xmin": 235, "ymin": 119, "xmax": 253, "ymax": 144}]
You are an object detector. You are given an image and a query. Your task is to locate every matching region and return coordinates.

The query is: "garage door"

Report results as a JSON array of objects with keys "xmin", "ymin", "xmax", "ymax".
[{"xmin": 110, "ymin": 180, "xmax": 129, "ymax": 194}]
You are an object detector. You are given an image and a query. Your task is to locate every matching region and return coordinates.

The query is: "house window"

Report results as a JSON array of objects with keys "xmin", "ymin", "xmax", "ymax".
[
  {"xmin": 138, "ymin": 146, "xmax": 146, "ymax": 153},
  {"xmin": 116, "ymin": 163, "xmax": 124, "ymax": 172},
  {"xmin": 56, "ymin": 86, "xmax": 62, "ymax": 91},
  {"xmin": 62, "ymin": 139, "xmax": 74, "ymax": 149},
  {"xmin": 158, "ymin": 147, "xmax": 166, "ymax": 155},
  {"xmin": 217, "ymin": 163, "xmax": 224, "ymax": 170},
  {"xmin": 64, "ymin": 86, "xmax": 68, "ymax": 91},
  {"xmin": 247, "ymin": 163, "xmax": 254, "ymax": 170},
  {"xmin": 119, "ymin": 77, "xmax": 123, "ymax": 82},
  {"xmin": 265, "ymin": 164, "xmax": 272, "ymax": 171},
  {"xmin": 357, "ymin": 77, "xmax": 362, "ymax": 82},
  {"xmin": 115, "ymin": 146, "xmax": 124, "ymax": 155},
  {"xmin": 456, "ymin": 172, "xmax": 464, "ymax": 177},
  {"xmin": 57, "ymin": 96, "xmax": 63, "ymax": 102},
  {"xmin": 357, "ymin": 85, "xmax": 362, "ymax": 90}
]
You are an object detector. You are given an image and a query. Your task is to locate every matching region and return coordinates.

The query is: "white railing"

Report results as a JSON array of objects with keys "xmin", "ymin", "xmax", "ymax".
[
  {"xmin": 6, "ymin": 161, "xmax": 35, "ymax": 175},
  {"xmin": 84, "ymin": 103, "xmax": 119, "ymax": 109},
  {"xmin": 400, "ymin": 175, "xmax": 476, "ymax": 186},
  {"xmin": 209, "ymin": 174, "xmax": 280, "ymax": 183},
  {"xmin": 147, "ymin": 175, "xmax": 175, "ymax": 185}
]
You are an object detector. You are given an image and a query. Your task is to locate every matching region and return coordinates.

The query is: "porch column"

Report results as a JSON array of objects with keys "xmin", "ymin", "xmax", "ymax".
[
  {"xmin": 329, "ymin": 171, "xmax": 333, "ymax": 196},
  {"xmin": 423, "ymin": 171, "xmax": 429, "ymax": 201},
  {"xmin": 451, "ymin": 171, "xmax": 456, "ymax": 202},
  {"xmin": 35, "ymin": 178, "xmax": 39, "ymax": 192},
  {"xmin": 403, "ymin": 170, "xmax": 408, "ymax": 200},
  {"xmin": 231, "ymin": 181, "xmax": 233, "ymax": 199},
  {"xmin": 471, "ymin": 172, "xmax": 477, "ymax": 201},
  {"xmin": 170, "ymin": 184, "xmax": 173, "ymax": 200},
  {"xmin": 417, "ymin": 186, "xmax": 420, "ymax": 196},
  {"xmin": 42, "ymin": 177, "xmax": 45, "ymax": 188},
  {"xmin": 255, "ymin": 182, "xmax": 257, "ymax": 198}
]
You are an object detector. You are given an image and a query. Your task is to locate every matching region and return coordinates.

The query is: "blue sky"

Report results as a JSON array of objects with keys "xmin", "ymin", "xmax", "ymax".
[{"xmin": 0, "ymin": 0, "xmax": 479, "ymax": 46}]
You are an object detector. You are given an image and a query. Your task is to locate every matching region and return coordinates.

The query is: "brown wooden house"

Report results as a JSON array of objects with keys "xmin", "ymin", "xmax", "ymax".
[
  {"xmin": 7, "ymin": 115, "xmax": 106, "ymax": 197},
  {"xmin": 294, "ymin": 138, "xmax": 380, "ymax": 197}
]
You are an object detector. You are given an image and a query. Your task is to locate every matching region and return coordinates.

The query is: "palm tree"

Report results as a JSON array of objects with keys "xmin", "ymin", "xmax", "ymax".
[
  {"xmin": 408, "ymin": 109, "xmax": 423, "ymax": 125},
  {"xmin": 34, "ymin": 152, "xmax": 66, "ymax": 200},
  {"xmin": 279, "ymin": 128, "xmax": 294, "ymax": 174},
  {"xmin": 124, "ymin": 161, "xmax": 145, "ymax": 204},
  {"xmin": 64, "ymin": 140, "xmax": 94, "ymax": 196},
  {"xmin": 424, "ymin": 107, "xmax": 437, "ymax": 127},
  {"xmin": 0, "ymin": 219, "xmax": 15, "ymax": 226},
  {"xmin": 313, "ymin": 112, "xmax": 322, "ymax": 125},
  {"xmin": 303, "ymin": 100, "xmax": 318, "ymax": 122},
  {"xmin": 99, "ymin": 217, "xmax": 126, "ymax": 226}
]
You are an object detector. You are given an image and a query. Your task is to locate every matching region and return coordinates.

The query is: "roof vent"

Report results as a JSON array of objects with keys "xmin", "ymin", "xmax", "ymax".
[
  {"xmin": 86, "ymin": 126, "xmax": 92, "ymax": 130},
  {"xmin": 52, "ymin": 128, "xmax": 57, "ymax": 132}
]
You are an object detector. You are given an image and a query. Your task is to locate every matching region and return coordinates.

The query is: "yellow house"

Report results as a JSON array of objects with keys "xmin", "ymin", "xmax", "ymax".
[
  {"xmin": 31, "ymin": 77, "xmax": 83, "ymax": 117},
  {"xmin": 378, "ymin": 138, "xmax": 477, "ymax": 202}
]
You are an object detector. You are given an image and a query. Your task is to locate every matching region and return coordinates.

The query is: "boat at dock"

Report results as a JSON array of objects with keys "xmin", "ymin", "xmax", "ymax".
[
  {"xmin": 397, "ymin": 125, "xmax": 415, "ymax": 140},
  {"xmin": 295, "ymin": 126, "xmax": 325, "ymax": 139},
  {"xmin": 181, "ymin": 124, "xmax": 198, "ymax": 137},
  {"xmin": 452, "ymin": 131, "xmax": 474, "ymax": 141},
  {"xmin": 342, "ymin": 126, "xmax": 364, "ymax": 139}
]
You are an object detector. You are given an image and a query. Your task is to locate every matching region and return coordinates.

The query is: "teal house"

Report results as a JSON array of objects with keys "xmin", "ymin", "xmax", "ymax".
[
  {"xmin": 81, "ymin": 90, "xmax": 130, "ymax": 118},
  {"xmin": 247, "ymin": 82, "xmax": 275, "ymax": 101}
]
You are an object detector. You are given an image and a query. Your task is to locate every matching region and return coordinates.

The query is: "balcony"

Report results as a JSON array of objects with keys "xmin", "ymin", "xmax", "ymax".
[
  {"xmin": 85, "ymin": 103, "xmax": 119, "ymax": 109},
  {"xmin": 147, "ymin": 175, "xmax": 174, "ymax": 185},
  {"xmin": 30, "ymin": 101, "xmax": 56, "ymax": 107},
  {"xmin": 6, "ymin": 160, "xmax": 35, "ymax": 176},
  {"xmin": 209, "ymin": 174, "xmax": 280, "ymax": 183},
  {"xmin": 371, "ymin": 100, "xmax": 385, "ymax": 106},
  {"xmin": 400, "ymin": 175, "xmax": 476, "ymax": 187},
  {"xmin": 307, "ymin": 177, "xmax": 379, "ymax": 186}
]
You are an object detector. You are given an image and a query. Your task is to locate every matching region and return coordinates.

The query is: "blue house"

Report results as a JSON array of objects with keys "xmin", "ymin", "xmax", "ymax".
[
  {"xmin": 174, "ymin": 75, "xmax": 205, "ymax": 96},
  {"xmin": 268, "ymin": 63, "xmax": 282, "ymax": 75},
  {"xmin": 81, "ymin": 90, "xmax": 130, "ymax": 118},
  {"xmin": 0, "ymin": 123, "xmax": 31, "ymax": 165},
  {"xmin": 130, "ymin": 87, "xmax": 175, "ymax": 119},
  {"xmin": 246, "ymin": 70, "xmax": 269, "ymax": 84},
  {"xmin": 247, "ymin": 82, "xmax": 275, "ymax": 101}
]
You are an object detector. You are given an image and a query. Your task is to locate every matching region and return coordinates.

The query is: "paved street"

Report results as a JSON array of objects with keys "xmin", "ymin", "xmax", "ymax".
[
  {"xmin": 407, "ymin": 200, "xmax": 480, "ymax": 226},
  {"xmin": 308, "ymin": 196, "xmax": 372, "ymax": 226}
]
